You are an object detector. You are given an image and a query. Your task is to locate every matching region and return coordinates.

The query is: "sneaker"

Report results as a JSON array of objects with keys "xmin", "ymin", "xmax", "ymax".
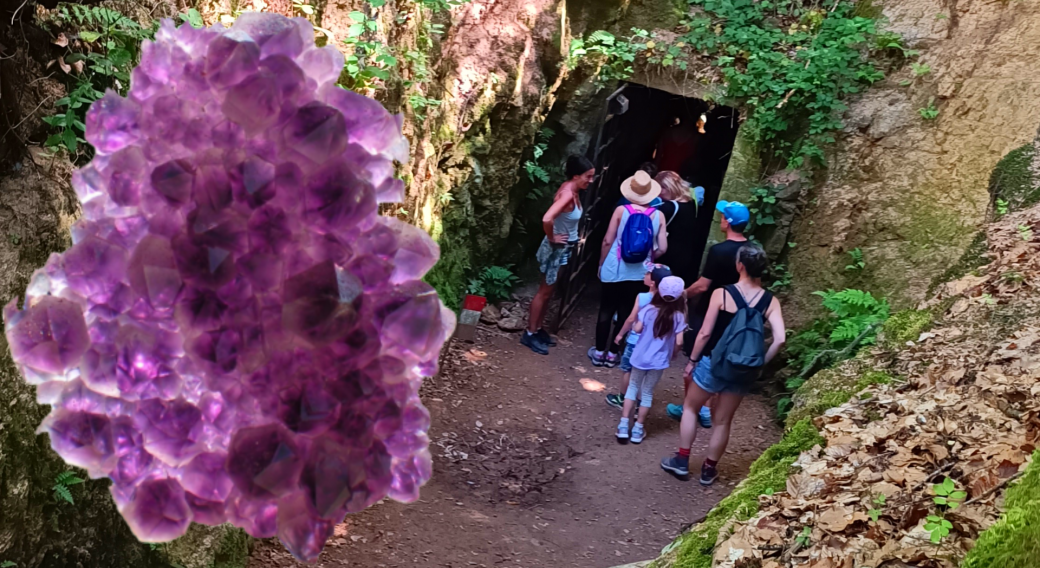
[
  {"xmin": 616, "ymin": 421, "xmax": 630, "ymax": 444},
  {"xmin": 605, "ymin": 393, "xmax": 624, "ymax": 409},
  {"xmin": 700, "ymin": 462, "xmax": 719, "ymax": 486},
  {"xmin": 587, "ymin": 347, "xmax": 606, "ymax": 367},
  {"xmin": 630, "ymin": 423, "xmax": 646, "ymax": 444},
  {"xmin": 666, "ymin": 403, "xmax": 683, "ymax": 421},
  {"xmin": 660, "ymin": 454, "xmax": 690, "ymax": 478},
  {"xmin": 520, "ymin": 332, "xmax": 549, "ymax": 355},
  {"xmin": 604, "ymin": 352, "xmax": 620, "ymax": 368},
  {"xmin": 535, "ymin": 329, "xmax": 557, "ymax": 347},
  {"xmin": 698, "ymin": 407, "xmax": 713, "ymax": 429}
]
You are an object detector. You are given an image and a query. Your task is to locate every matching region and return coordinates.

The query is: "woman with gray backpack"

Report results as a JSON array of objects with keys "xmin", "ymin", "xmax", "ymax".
[{"xmin": 660, "ymin": 243, "xmax": 786, "ymax": 485}]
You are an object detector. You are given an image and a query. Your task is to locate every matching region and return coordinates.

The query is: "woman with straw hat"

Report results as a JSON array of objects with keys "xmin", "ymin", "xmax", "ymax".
[{"xmin": 589, "ymin": 170, "xmax": 668, "ymax": 368}]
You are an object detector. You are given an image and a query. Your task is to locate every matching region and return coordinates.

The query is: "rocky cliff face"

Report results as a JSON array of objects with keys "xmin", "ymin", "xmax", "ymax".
[{"xmin": 785, "ymin": 0, "xmax": 1040, "ymax": 316}]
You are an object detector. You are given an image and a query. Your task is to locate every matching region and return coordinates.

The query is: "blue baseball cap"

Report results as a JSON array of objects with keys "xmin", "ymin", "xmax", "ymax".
[{"xmin": 716, "ymin": 200, "xmax": 750, "ymax": 228}]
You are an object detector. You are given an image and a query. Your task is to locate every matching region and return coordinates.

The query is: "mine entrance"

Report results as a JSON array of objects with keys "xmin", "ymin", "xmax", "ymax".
[{"xmin": 552, "ymin": 82, "xmax": 741, "ymax": 332}]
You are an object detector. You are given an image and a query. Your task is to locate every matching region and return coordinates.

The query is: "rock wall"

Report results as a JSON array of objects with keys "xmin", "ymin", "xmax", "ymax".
[{"xmin": 785, "ymin": 0, "xmax": 1040, "ymax": 318}]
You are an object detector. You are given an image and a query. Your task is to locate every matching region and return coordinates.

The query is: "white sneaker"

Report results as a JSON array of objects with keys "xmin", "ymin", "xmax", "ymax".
[
  {"xmin": 616, "ymin": 421, "xmax": 629, "ymax": 444},
  {"xmin": 630, "ymin": 423, "xmax": 646, "ymax": 444}
]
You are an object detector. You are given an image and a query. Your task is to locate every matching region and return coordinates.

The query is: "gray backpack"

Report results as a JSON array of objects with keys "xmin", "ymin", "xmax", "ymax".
[{"xmin": 710, "ymin": 285, "xmax": 772, "ymax": 384}]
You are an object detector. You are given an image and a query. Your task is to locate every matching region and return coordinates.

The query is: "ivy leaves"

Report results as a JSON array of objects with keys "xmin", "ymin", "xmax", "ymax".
[{"xmin": 680, "ymin": 0, "xmax": 887, "ymax": 168}]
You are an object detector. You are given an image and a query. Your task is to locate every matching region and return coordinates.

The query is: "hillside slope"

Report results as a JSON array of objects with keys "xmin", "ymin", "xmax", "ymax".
[{"xmin": 652, "ymin": 202, "xmax": 1040, "ymax": 567}]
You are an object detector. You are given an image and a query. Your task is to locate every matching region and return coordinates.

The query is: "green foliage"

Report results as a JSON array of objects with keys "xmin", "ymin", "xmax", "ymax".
[
  {"xmin": 568, "ymin": 28, "xmax": 649, "ymax": 87},
  {"xmin": 467, "ymin": 265, "xmax": 519, "ymax": 303},
  {"xmin": 676, "ymin": 0, "xmax": 888, "ymax": 168},
  {"xmin": 53, "ymin": 470, "xmax": 85, "ymax": 504},
  {"xmin": 407, "ymin": 94, "xmax": 442, "ymax": 120},
  {"xmin": 786, "ymin": 289, "xmax": 889, "ymax": 384},
  {"xmin": 1017, "ymin": 224, "xmax": 1034, "ymax": 241},
  {"xmin": 962, "ymin": 451, "xmax": 1040, "ymax": 568},
  {"xmin": 997, "ymin": 198, "xmax": 1010, "ymax": 216},
  {"xmin": 919, "ymin": 97, "xmax": 940, "ymax": 120},
  {"xmin": 41, "ymin": 4, "xmax": 157, "ymax": 159},
  {"xmin": 925, "ymin": 515, "xmax": 953, "ymax": 544},
  {"xmin": 765, "ymin": 262, "xmax": 793, "ymax": 292},
  {"xmin": 933, "ymin": 477, "xmax": 967, "ymax": 509},
  {"xmin": 2, "ymin": 561, "xmax": 17, "ymax": 568},
  {"xmin": 868, "ymin": 493, "xmax": 886, "ymax": 523},
  {"xmin": 747, "ymin": 184, "xmax": 779, "ymax": 231},
  {"xmin": 178, "ymin": 8, "xmax": 203, "ymax": 28},
  {"xmin": 844, "ymin": 247, "xmax": 865, "ymax": 271},
  {"xmin": 910, "ymin": 61, "xmax": 931, "ymax": 76},
  {"xmin": 522, "ymin": 128, "xmax": 563, "ymax": 203},
  {"xmin": 340, "ymin": 10, "xmax": 395, "ymax": 91},
  {"xmin": 661, "ymin": 419, "xmax": 824, "ymax": 568},
  {"xmin": 794, "ymin": 525, "xmax": 812, "ymax": 547}
]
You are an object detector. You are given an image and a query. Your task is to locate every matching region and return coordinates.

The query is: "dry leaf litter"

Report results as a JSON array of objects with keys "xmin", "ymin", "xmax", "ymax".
[{"xmin": 710, "ymin": 206, "xmax": 1040, "ymax": 568}]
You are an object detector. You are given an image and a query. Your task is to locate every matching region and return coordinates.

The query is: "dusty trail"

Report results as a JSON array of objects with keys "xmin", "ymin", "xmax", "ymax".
[{"xmin": 250, "ymin": 297, "xmax": 781, "ymax": 568}]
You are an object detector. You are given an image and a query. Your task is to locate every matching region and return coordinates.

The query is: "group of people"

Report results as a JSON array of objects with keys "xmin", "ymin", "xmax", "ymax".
[{"xmin": 522, "ymin": 156, "xmax": 788, "ymax": 485}]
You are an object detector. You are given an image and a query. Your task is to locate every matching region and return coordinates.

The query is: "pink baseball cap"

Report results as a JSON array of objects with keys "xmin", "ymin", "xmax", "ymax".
[{"xmin": 658, "ymin": 276, "xmax": 685, "ymax": 300}]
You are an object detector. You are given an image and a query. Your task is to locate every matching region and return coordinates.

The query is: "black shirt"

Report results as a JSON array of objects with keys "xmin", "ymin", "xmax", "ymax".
[
  {"xmin": 693, "ymin": 239, "xmax": 746, "ymax": 318},
  {"xmin": 655, "ymin": 200, "xmax": 700, "ymax": 285}
]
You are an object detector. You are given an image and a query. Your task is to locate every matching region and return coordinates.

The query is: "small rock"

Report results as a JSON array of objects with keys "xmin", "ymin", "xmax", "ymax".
[
  {"xmin": 480, "ymin": 304, "xmax": 501, "ymax": 324},
  {"xmin": 497, "ymin": 316, "xmax": 524, "ymax": 331}
]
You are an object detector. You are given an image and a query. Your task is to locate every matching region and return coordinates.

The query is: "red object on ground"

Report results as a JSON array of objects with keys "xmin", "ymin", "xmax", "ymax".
[{"xmin": 463, "ymin": 295, "xmax": 487, "ymax": 312}]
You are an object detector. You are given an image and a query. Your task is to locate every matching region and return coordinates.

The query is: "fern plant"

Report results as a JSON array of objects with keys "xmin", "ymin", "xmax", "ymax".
[
  {"xmin": 468, "ymin": 265, "xmax": 519, "ymax": 303},
  {"xmin": 53, "ymin": 470, "xmax": 85, "ymax": 504},
  {"xmin": 39, "ymin": 4, "xmax": 157, "ymax": 158},
  {"xmin": 786, "ymin": 289, "xmax": 890, "ymax": 379}
]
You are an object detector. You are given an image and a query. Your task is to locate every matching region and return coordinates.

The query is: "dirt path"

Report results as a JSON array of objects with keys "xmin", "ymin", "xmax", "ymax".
[{"xmin": 249, "ymin": 297, "xmax": 781, "ymax": 568}]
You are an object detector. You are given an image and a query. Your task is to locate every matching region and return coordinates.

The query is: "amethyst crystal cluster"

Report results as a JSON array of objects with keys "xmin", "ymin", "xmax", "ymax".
[{"xmin": 4, "ymin": 13, "xmax": 454, "ymax": 561}]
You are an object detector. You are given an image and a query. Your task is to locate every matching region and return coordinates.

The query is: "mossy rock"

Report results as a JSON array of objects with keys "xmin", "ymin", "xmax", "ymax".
[
  {"xmin": 878, "ymin": 309, "xmax": 933, "ymax": 351},
  {"xmin": 651, "ymin": 420, "xmax": 825, "ymax": 568},
  {"xmin": 164, "ymin": 524, "xmax": 251, "ymax": 568},
  {"xmin": 989, "ymin": 143, "xmax": 1040, "ymax": 214},
  {"xmin": 962, "ymin": 451, "xmax": 1040, "ymax": 568},
  {"xmin": 784, "ymin": 358, "xmax": 893, "ymax": 428},
  {"xmin": 929, "ymin": 230, "xmax": 989, "ymax": 294}
]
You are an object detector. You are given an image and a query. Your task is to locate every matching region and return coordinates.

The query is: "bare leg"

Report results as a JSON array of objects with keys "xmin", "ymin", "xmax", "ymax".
[
  {"xmin": 706, "ymin": 393, "xmax": 745, "ymax": 461},
  {"xmin": 621, "ymin": 397, "xmax": 637, "ymax": 421},
  {"xmin": 636, "ymin": 404, "xmax": 651, "ymax": 424},
  {"xmin": 679, "ymin": 382, "xmax": 714, "ymax": 450},
  {"xmin": 619, "ymin": 371, "xmax": 631, "ymax": 397},
  {"xmin": 526, "ymin": 278, "xmax": 555, "ymax": 333}
]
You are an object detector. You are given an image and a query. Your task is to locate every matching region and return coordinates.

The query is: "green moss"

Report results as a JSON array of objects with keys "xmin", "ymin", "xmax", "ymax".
[
  {"xmin": 424, "ymin": 203, "xmax": 472, "ymax": 311},
  {"xmin": 989, "ymin": 143, "xmax": 1039, "ymax": 213},
  {"xmin": 852, "ymin": 0, "xmax": 883, "ymax": 19},
  {"xmin": 962, "ymin": 451, "xmax": 1040, "ymax": 568},
  {"xmin": 855, "ymin": 370, "xmax": 892, "ymax": 390},
  {"xmin": 929, "ymin": 230, "xmax": 989, "ymax": 294},
  {"xmin": 213, "ymin": 526, "xmax": 251, "ymax": 568},
  {"xmin": 164, "ymin": 524, "xmax": 251, "ymax": 568},
  {"xmin": 653, "ymin": 420, "xmax": 824, "ymax": 568},
  {"xmin": 879, "ymin": 309, "xmax": 933, "ymax": 350}
]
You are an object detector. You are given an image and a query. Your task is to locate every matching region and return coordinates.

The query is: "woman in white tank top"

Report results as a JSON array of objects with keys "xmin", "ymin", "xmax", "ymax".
[{"xmin": 521, "ymin": 156, "xmax": 596, "ymax": 355}]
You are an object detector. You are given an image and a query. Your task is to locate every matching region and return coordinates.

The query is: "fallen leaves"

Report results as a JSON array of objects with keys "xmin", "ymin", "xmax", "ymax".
[{"xmin": 710, "ymin": 205, "xmax": 1040, "ymax": 568}]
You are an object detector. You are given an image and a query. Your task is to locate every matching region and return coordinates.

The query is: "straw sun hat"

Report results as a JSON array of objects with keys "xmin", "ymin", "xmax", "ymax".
[{"xmin": 620, "ymin": 170, "xmax": 662, "ymax": 205}]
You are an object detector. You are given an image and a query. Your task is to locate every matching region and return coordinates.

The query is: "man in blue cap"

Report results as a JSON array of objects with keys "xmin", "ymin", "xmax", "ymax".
[{"xmin": 666, "ymin": 200, "xmax": 751, "ymax": 426}]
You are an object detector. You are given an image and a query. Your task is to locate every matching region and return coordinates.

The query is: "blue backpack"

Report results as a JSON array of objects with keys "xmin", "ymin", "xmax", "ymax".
[
  {"xmin": 710, "ymin": 285, "xmax": 773, "ymax": 384},
  {"xmin": 619, "ymin": 205, "xmax": 655, "ymax": 263}
]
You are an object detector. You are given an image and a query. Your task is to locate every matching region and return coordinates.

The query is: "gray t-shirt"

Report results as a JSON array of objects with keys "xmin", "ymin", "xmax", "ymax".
[{"xmin": 629, "ymin": 305, "xmax": 687, "ymax": 371}]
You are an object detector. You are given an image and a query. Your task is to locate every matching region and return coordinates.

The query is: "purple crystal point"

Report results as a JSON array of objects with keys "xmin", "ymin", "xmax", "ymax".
[
  {"xmin": 120, "ymin": 477, "xmax": 193, "ymax": 542},
  {"xmin": 6, "ymin": 13, "xmax": 451, "ymax": 561}
]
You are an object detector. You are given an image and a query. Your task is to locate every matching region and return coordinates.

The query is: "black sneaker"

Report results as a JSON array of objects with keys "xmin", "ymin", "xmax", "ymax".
[
  {"xmin": 605, "ymin": 393, "xmax": 624, "ymax": 409},
  {"xmin": 700, "ymin": 463, "xmax": 719, "ymax": 486},
  {"xmin": 535, "ymin": 329, "xmax": 557, "ymax": 347},
  {"xmin": 660, "ymin": 454, "xmax": 690, "ymax": 479},
  {"xmin": 520, "ymin": 331, "xmax": 549, "ymax": 355}
]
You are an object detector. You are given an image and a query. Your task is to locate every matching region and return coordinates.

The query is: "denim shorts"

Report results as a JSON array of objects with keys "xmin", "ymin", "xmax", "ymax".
[
  {"xmin": 691, "ymin": 356, "xmax": 751, "ymax": 395},
  {"xmin": 619, "ymin": 342, "xmax": 635, "ymax": 372}
]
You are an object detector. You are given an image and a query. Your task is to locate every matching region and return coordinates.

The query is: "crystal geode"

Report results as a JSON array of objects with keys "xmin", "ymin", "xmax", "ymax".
[{"xmin": 4, "ymin": 13, "xmax": 454, "ymax": 561}]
